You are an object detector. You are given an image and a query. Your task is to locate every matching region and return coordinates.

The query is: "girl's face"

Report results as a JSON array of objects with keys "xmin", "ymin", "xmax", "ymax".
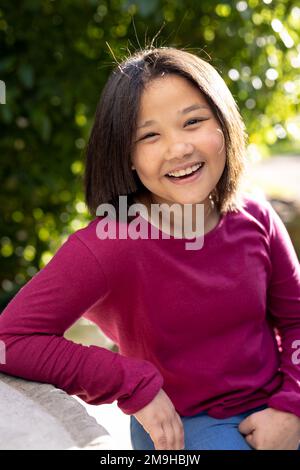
[{"xmin": 131, "ymin": 74, "xmax": 226, "ymax": 208}]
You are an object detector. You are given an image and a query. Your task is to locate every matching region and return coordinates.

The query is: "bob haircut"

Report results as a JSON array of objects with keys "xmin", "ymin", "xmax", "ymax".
[{"xmin": 84, "ymin": 46, "xmax": 248, "ymax": 219}]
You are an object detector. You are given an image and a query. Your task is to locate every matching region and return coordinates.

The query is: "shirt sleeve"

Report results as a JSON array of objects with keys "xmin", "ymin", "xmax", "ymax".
[
  {"xmin": 264, "ymin": 201, "xmax": 300, "ymax": 418},
  {"xmin": 0, "ymin": 232, "xmax": 163, "ymax": 415}
]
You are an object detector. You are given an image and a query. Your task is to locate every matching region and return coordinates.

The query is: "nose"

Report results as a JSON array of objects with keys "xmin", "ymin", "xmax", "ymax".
[{"xmin": 164, "ymin": 141, "xmax": 195, "ymax": 161}]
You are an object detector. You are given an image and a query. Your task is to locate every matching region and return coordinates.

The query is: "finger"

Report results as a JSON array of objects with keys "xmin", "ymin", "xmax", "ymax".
[
  {"xmin": 169, "ymin": 417, "xmax": 184, "ymax": 450},
  {"xmin": 238, "ymin": 416, "xmax": 253, "ymax": 435},
  {"xmin": 245, "ymin": 432, "xmax": 256, "ymax": 449},
  {"xmin": 162, "ymin": 420, "xmax": 176, "ymax": 450},
  {"xmin": 152, "ymin": 424, "xmax": 169, "ymax": 450},
  {"xmin": 174, "ymin": 414, "xmax": 185, "ymax": 449}
]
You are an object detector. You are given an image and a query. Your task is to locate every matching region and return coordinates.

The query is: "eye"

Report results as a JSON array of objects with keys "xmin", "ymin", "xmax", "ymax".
[
  {"xmin": 140, "ymin": 132, "xmax": 157, "ymax": 141},
  {"xmin": 185, "ymin": 118, "xmax": 207, "ymax": 126},
  {"xmin": 138, "ymin": 118, "xmax": 209, "ymax": 141}
]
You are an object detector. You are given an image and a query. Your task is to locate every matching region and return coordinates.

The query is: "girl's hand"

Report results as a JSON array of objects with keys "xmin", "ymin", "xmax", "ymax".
[
  {"xmin": 133, "ymin": 388, "xmax": 185, "ymax": 450},
  {"xmin": 238, "ymin": 407, "xmax": 300, "ymax": 450}
]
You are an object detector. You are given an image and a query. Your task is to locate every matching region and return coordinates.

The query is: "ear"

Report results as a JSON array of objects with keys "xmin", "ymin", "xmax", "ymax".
[{"xmin": 131, "ymin": 165, "xmax": 135, "ymax": 170}]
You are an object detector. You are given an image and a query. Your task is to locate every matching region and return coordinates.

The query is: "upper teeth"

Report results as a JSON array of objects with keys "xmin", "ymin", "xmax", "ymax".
[{"xmin": 167, "ymin": 163, "xmax": 203, "ymax": 177}]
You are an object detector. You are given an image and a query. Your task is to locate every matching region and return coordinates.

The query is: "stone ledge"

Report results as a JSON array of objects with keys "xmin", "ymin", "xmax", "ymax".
[{"xmin": 0, "ymin": 372, "xmax": 115, "ymax": 450}]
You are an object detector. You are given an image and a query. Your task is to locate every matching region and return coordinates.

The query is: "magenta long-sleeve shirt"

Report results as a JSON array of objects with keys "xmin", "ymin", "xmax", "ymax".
[{"xmin": 0, "ymin": 194, "xmax": 299, "ymax": 418}]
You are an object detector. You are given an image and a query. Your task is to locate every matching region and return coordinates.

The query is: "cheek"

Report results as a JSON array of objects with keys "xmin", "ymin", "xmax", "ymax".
[
  {"xmin": 202, "ymin": 127, "xmax": 225, "ymax": 156},
  {"xmin": 135, "ymin": 151, "xmax": 161, "ymax": 178},
  {"xmin": 134, "ymin": 157, "xmax": 159, "ymax": 183}
]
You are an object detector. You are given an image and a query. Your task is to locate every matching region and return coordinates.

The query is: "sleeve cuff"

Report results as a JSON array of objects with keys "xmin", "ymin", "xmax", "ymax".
[
  {"xmin": 117, "ymin": 373, "xmax": 164, "ymax": 415},
  {"xmin": 268, "ymin": 390, "xmax": 300, "ymax": 419}
]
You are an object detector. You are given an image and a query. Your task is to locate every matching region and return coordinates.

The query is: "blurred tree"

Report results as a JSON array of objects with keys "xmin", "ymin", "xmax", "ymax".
[{"xmin": 0, "ymin": 0, "xmax": 299, "ymax": 307}]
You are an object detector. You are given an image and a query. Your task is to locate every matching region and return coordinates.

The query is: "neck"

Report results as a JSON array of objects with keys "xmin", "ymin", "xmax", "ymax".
[{"xmin": 143, "ymin": 192, "xmax": 218, "ymax": 237}]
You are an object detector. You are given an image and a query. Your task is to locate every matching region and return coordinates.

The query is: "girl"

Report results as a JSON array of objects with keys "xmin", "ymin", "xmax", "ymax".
[{"xmin": 0, "ymin": 47, "xmax": 300, "ymax": 450}]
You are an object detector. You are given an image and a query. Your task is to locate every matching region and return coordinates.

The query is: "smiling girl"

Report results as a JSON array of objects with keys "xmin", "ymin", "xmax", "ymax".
[
  {"xmin": 130, "ymin": 73, "xmax": 227, "ymax": 242},
  {"xmin": 0, "ymin": 47, "xmax": 300, "ymax": 451}
]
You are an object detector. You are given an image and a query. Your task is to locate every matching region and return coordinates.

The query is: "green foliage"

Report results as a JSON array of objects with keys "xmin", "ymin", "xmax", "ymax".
[{"xmin": 0, "ymin": 0, "xmax": 299, "ymax": 305}]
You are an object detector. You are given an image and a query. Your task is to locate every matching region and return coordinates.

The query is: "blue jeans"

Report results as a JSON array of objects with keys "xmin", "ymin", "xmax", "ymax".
[{"xmin": 130, "ymin": 404, "xmax": 300, "ymax": 450}]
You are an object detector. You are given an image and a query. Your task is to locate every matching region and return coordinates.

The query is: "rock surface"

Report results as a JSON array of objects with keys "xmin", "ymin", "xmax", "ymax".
[{"xmin": 0, "ymin": 372, "xmax": 115, "ymax": 450}]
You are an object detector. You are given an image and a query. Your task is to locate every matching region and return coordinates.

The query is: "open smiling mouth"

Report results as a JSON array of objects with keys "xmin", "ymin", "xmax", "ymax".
[{"xmin": 165, "ymin": 162, "xmax": 205, "ymax": 183}]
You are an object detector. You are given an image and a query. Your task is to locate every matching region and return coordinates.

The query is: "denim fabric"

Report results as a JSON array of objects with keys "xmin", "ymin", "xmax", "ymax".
[{"xmin": 130, "ymin": 404, "xmax": 300, "ymax": 450}]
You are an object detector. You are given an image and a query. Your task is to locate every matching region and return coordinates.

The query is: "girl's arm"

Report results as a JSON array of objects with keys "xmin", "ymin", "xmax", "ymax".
[
  {"xmin": 264, "ymin": 201, "xmax": 300, "ymax": 418},
  {"xmin": 238, "ymin": 199, "xmax": 300, "ymax": 450},
  {"xmin": 0, "ymin": 232, "xmax": 163, "ymax": 415}
]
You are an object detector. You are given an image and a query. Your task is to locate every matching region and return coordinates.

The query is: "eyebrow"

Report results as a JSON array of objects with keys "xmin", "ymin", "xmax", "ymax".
[{"xmin": 137, "ymin": 104, "xmax": 210, "ymax": 129}]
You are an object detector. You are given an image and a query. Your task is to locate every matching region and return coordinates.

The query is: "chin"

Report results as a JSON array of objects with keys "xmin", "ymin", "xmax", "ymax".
[{"xmin": 172, "ymin": 195, "xmax": 208, "ymax": 206}]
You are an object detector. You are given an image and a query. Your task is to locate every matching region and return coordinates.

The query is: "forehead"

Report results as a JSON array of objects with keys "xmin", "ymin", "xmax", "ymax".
[{"xmin": 138, "ymin": 74, "xmax": 210, "ymax": 113}]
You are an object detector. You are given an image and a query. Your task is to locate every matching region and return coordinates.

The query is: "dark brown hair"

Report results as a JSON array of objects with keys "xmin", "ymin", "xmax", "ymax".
[{"xmin": 84, "ymin": 46, "xmax": 248, "ymax": 218}]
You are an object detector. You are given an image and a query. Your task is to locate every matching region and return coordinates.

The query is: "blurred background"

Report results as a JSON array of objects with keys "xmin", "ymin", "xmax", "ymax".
[{"xmin": 1, "ymin": 0, "xmax": 300, "ymax": 448}]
